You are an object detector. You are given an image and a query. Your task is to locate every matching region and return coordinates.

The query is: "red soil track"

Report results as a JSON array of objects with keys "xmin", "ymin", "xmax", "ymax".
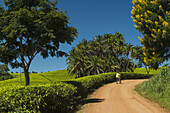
[{"xmin": 78, "ymin": 79, "xmax": 170, "ymax": 113}]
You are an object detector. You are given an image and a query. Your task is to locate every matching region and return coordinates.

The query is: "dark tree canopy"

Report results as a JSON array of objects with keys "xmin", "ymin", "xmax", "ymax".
[{"xmin": 0, "ymin": 0, "xmax": 78, "ymax": 85}]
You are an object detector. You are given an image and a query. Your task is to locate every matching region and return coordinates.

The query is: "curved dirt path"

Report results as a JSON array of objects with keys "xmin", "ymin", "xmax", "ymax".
[{"xmin": 78, "ymin": 79, "xmax": 170, "ymax": 113}]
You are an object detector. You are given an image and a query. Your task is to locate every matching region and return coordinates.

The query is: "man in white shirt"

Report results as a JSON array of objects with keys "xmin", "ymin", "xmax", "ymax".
[{"xmin": 116, "ymin": 72, "xmax": 121, "ymax": 84}]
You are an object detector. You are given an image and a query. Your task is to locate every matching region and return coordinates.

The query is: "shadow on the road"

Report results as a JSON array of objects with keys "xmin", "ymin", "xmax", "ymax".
[{"xmin": 82, "ymin": 98, "xmax": 105, "ymax": 104}]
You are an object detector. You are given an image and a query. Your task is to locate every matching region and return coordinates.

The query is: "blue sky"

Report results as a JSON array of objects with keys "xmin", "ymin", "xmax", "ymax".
[{"xmin": 0, "ymin": 0, "xmax": 151, "ymax": 73}]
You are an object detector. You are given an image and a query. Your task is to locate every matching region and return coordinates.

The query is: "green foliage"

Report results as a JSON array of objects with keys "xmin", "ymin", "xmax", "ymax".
[
  {"xmin": 0, "ymin": 0, "xmax": 78, "ymax": 85},
  {"xmin": 0, "ymin": 69, "xmax": 154, "ymax": 112},
  {"xmin": 67, "ymin": 72, "xmax": 153, "ymax": 98},
  {"xmin": 67, "ymin": 32, "xmax": 137, "ymax": 78},
  {"xmin": 0, "ymin": 83, "xmax": 78, "ymax": 113},
  {"xmin": 0, "ymin": 74, "xmax": 13, "ymax": 81},
  {"xmin": 0, "ymin": 64, "xmax": 9, "ymax": 74},
  {"xmin": 0, "ymin": 64, "xmax": 12, "ymax": 81},
  {"xmin": 131, "ymin": 0, "xmax": 170, "ymax": 67},
  {"xmin": 136, "ymin": 68, "xmax": 170, "ymax": 109},
  {"xmin": 134, "ymin": 67, "xmax": 160, "ymax": 74},
  {"xmin": 0, "ymin": 70, "xmax": 76, "ymax": 87},
  {"xmin": 141, "ymin": 68, "xmax": 170, "ymax": 93}
]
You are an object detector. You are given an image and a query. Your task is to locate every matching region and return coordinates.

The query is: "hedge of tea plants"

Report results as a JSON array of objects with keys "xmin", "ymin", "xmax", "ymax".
[{"xmin": 0, "ymin": 72, "xmax": 153, "ymax": 112}]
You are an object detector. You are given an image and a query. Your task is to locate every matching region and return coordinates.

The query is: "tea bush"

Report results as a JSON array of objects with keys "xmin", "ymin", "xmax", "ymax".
[
  {"xmin": 0, "ymin": 83, "xmax": 78, "ymax": 113},
  {"xmin": 0, "ymin": 72, "xmax": 153, "ymax": 112},
  {"xmin": 68, "ymin": 72, "xmax": 152, "ymax": 98}
]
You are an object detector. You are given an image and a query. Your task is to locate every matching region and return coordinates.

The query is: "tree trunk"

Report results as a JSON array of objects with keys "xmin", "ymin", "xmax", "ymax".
[
  {"xmin": 24, "ymin": 69, "xmax": 30, "ymax": 86},
  {"xmin": 145, "ymin": 67, "xmax": 150, "ymax": 74}
]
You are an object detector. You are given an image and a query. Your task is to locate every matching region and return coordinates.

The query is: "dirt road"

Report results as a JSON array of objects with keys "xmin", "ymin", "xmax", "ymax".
[{"xmin": 78, "ymin": 79, "xmax": 170, "ymax": 113}]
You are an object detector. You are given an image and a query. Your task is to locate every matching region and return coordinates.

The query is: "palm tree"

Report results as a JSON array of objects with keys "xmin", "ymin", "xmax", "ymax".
[
  {"xmin": 67, "ymin": 32, "xmax": 136, "ymax": 77},
  {"xmin": 124, "ymin": 43, "xmax": 133, "ymax": 72},
  {"xmin": 86, "ymin": 55, "xmax": 104, "ymax": 75},
  {"xmin": 67, "ymin": 47, "xmax": 87, "ymax": 77}
]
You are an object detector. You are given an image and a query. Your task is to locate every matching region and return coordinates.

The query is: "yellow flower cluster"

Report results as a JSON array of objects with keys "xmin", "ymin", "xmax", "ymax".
[
  {"xmin": 133, "ymin": 19, "xmax": 137, "ymax": 23},
  {"xmin": 145, "ymin": 24, "xmax": 152, "ymax": 30},
  {"xmin": 158, "ymin": 15, "xmax": 163, "ymax": 21},
  {"xmin": 162, "ymin": 21, "xmax": 169, "ymax": 28},
  {"xmin": 138, "ymin": 0, "xmax": 142, "ymax": 3},
  {"xmin": 155, "ymin": 21, "xmax": 158, "ymax": 26},
  {"xmin": 159, "ymin": 5, "xmax": 162, "ymax": 9},
  {"xmin": 147, "ymin": 10, "xmax": 152, "ymax": 14},
  {"xmin": 138, "ymin": 22, "xmax": 143, "ymax": 25},
  {"xmin": 151, "ymin": 34, "xmax": 157, "ymax": 38},
  {"xmin": 163, "ymin": 30, "xmax": 166, "ymax": 35},
  {"xmin": 131, "ymin": 9, "xmax": 135, "ymax": 15},
  {"xmin": 142, "ymin": 45, "xmax": 146, "ymax": 51},
  {"xmin": 166, "ymin": 11, "xmax": 170, "ymax": 15},
  {"xmin": 131, "ymin": 16, "xmax": 134, "ymax": 19},
  {"xmin": 158, "ymin": 29, "xmax": 161, "ymax": 33},
  {"xmin": 150, "ymin": 0, "xmax": 157, "ymax": 5},
  {"xmin": 152, "ymin": 52, "xmax": 155, "ymax": 55},
  {"xmin": 135, "ymin": 5, "xmax": 143, "ymax": 11},
  {"xmin": 143, "ymin": 56, "xmax": 150, "ymax": 64},
  {"xmin": 141, "ymin": 18, "xmax": 144, "ymax": 21},
  {"xmin": 148, "ymin": 20, "xmax": 153, "ymax": 24},
  {"xmin": 138, "ymin": 36, "xmax": 143, "ymax": 42},
  {"xmin": 140, "ymin": 0, "xmax": 147, "ymax": 6},
  {"xmin": 134, "ymin": 25, "xmax": 139, "ymax": 28},
  {"xmin": 145, "ymin": 12, "xmax": 148, "ymax": 18},
  {"xmin": 135, "ymin": 15, "xmax": 140, "ymax": 20},
  {"xmin": 143, "ymin": 52, "xmax": 147, "ymax": 56},
  {"xmin": 132, "ymin": 0, "xmax": 137, "ymax": 5},
  {"xmin": 152, "ymin": 29, "xmax": 157, "ymax": 33}
]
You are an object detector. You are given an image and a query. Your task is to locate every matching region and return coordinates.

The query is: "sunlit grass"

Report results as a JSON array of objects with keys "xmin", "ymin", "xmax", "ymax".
[
  {"xmin": 134, "ymin": 68, "xmax": 160, "ymax": 74},
  {"xmin": 135, "ymin": 68, "xmax": 170, "ymax": 109},
  {"xmin": 0, "ymin": 68, "xmax": 161, "ymax": 87},
  {"xmin": 0, "ymin": 70, "xmax": 76, "ymax": 87}
]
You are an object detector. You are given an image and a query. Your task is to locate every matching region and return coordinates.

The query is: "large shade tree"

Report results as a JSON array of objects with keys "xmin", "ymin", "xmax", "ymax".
[
  {"xmin": 0, "ymin": 0, "xmax": 78, "ymax": 85},
  {"xmin": 131, "ymin": 0, "xmax": 170, "ymax": 69}
]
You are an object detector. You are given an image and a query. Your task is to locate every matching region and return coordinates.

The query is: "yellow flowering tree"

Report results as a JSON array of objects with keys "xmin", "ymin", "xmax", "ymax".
[{"xmin": 131, "ymin": 0, "xmax": 170, "ymax": 69}]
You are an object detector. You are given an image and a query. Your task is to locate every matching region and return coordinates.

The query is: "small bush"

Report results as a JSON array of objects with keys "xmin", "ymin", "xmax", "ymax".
[{"xmin": 0, "ymin": 74, "xmax": 13, "ymax": 81}]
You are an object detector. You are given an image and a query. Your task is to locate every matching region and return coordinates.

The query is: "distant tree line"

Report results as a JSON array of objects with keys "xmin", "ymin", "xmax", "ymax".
[{"xmin": 67, "ymin": 32, "xmax": 147, "ymax": 78}]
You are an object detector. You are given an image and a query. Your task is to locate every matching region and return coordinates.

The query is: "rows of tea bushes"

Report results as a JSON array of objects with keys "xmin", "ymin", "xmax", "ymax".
[
  {"xmin": 0, "ymin": 72, "xmax": 153, "ymax": 112},
  {"xmin": 68, "ymin": 72, "xmax": 153, "ymax": 98},
  {"xmin": 0, "ymin": 83, "xmax": 78, "ymax": 113}
]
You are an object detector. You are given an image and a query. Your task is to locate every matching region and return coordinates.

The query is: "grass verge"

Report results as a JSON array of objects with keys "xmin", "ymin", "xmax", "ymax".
[{"xmin": 135, "ymin": 68, "xmax": 170, "ymax": 110}]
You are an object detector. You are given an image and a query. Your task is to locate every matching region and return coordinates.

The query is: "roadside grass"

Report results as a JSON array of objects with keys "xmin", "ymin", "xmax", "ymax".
[
  {"xmin": 135, "ymin": 68, "xmax": 170, "ymax": 110},
  {"xmin": 0, "ymin": 70, "xmax": 76, "ymax": 87}
]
